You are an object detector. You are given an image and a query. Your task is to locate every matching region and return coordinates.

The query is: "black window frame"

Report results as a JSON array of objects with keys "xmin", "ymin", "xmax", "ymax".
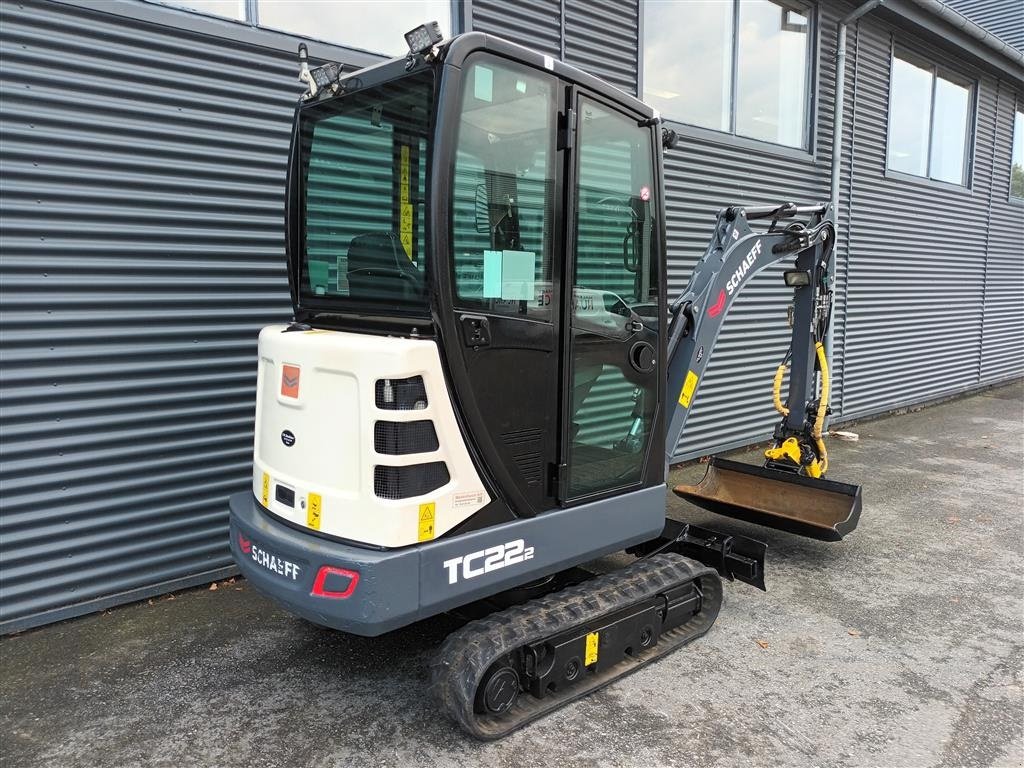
[
  {"xmin": 884, "ymin": 45, "xmax": 977, "ymax": 190},
  {"xmin": 640, "ymin": 0, "xmax": 819, "ymax": 156}
]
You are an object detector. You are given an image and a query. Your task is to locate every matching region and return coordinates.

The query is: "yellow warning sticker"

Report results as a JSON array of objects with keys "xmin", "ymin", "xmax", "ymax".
[
  {"xmin": 418, "ymin": 501, "xmax": 436, "ymax": 542},
  {"xmin": 399, "ymin": 145, "xmax": 413, "ymax": 260},
  {"xmin": 307, "ymin": 492, "xmax": 322, "ymax": 530},
  {"xmin": 585, "ymin": 631, "xmax": 599, "ymax": 666},
  {"xmin": 678, "ymin": 370, "xmax": 699, "ymax": 408},
  {"xmin": 261, "ymin": 472, "xmax": 270, "ymax": 505}
]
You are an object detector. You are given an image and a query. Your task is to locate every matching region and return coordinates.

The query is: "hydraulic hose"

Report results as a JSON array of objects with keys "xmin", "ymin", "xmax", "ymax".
[
  {"xmin": 812, "ymin": 341, "xmax": 830, "ymax": 473},
  {"xmin": 772, "ymin": 364, "xmax": 790, "ymax": 416}
]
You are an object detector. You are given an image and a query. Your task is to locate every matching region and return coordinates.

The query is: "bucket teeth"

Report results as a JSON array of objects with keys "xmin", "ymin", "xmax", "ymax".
[{"xmin": 674, "ymin": 457, "xmax": 862, "ymax": 541}]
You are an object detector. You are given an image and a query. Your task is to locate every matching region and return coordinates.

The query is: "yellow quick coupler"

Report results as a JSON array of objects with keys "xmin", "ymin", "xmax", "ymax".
[{"xmin": 765, "ymin": 437, "xmax": 823, "ymax": 478}]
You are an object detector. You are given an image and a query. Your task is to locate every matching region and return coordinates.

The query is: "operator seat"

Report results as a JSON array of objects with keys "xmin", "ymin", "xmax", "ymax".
[{"xmin": 346, "ymin": 232, "xmax": 423, "ymax": 302}]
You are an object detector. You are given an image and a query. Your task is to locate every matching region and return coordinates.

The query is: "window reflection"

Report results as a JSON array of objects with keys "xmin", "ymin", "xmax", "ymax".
[
  {"xmin": 258, "ymin": 0, "xmax": 451, "ymax": 55},
  {"xmin": 643, "ymin": 0, "xmax": 810, "ymax": 149},
  {"xmin": 1010, "ymin": 110, "xmax": 1023, "ymax": 200},
  {"xmin": 930, "ymin": 77, "xmax": 970, "ymax": 184},
  {"xmin": 887, "ymin": 52, "xmax": 973, "ymax": 185},
  {"xmin": 643, "ymin": 0, "xmax": 732, "ymax": 133},
  {"xmin": 736, "ymin": 0, "xmax": 808, "ymax": 147},
  {"xmin": 888, "ymin": 57, "xmax": 933, "ymax": 177}
]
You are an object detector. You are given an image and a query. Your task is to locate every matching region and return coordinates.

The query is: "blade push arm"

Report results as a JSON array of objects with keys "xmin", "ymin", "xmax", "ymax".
[{"xmin": 664, "ymin": 203, "xmax": 835, "ymax": 470}]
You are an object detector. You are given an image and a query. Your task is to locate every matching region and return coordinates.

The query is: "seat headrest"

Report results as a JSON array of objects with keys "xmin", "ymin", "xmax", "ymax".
[{"xmin": 347, "ymin": 232, "xmax": 411, "ymax": 273}]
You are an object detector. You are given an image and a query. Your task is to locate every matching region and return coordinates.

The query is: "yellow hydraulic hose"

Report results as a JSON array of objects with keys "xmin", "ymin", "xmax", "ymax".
[
  {"xmin": 770, "ymin": 343, "xmax": 830, "ymax": 474},
  {"xmin": 772, "ymin": 364, "xmax": 789, "ymax": 416},
  {"xmin": 812, "ymin": 341, "xmax": 829, "ymax": 474}
]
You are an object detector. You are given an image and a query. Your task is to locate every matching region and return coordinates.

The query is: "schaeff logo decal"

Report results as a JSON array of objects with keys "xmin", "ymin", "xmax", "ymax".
[
  {"xmin": 238, "ymin": 534, "xmax": 301, "ymax": 581},
  {"xmin": 726, "ymin": 239, "xmax": 763, "ymax": 295}
]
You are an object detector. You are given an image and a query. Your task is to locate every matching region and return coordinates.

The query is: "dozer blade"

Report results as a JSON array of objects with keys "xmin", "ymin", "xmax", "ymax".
[{"xmin": 674, "ymin": 457, "xmax": 862, "ymax": 541}]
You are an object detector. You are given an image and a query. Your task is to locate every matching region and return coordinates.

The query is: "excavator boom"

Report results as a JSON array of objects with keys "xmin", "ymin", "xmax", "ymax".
[{"xmin": 663, "ymin": 202, "xmax": 861, "ymax": 540}]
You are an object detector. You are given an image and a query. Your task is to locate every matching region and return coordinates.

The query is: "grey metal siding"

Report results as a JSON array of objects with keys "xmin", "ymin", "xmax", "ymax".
[
  {"xmin": 564, "ymin": 0, "xmax": 639, "ymax": 95},
  {"xmin": 472, "ymin": 0, "xmax": 562, "ymax": 58},
  {"xmin": 980, "ymin": 81, "xmax": 1024, "ymax": 384},
  {"xmin": 943, "ymin": 0, "xmax": 1024, "ymax": 52},
  {"xmin": 839, "ymin": 21, "xmax": 1024, "ymax": 419},
  {"xmin": 0, "ymin": 0, "xmax": 378, "ymax": 633}
]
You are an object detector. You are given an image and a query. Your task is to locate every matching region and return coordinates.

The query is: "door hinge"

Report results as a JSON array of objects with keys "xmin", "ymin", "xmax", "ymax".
[
  {"xmin": 558, "ymin": 108, "xmax": 575, "ymax": 151},
  {"xmin": 548, "ymin": 461, "xmax": 569, "ymax": 498}
]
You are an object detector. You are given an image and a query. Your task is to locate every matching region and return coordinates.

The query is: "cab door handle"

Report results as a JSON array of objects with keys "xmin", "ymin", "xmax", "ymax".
[{"xmin": 460, "ymin": 314, "xmax": 490, "ymax": 348}]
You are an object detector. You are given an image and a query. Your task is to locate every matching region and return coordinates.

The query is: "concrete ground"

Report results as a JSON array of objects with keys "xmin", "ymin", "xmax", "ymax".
[{"xmin": 2, "ymin": 382, "xmax": 1022, "ymax": 768}]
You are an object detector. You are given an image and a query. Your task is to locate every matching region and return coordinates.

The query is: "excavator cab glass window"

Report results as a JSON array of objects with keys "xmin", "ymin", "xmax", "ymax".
[
  {"xmin": 451, "ymin": 57, "xmax": 557, "ymax": 319},
  {"xmin": 296, "ymin": 69, "xmax": 433, "ymax": 315},
  {"xmin": 566, "ymin": 98, "xmax": 659, "ymax": 498}
]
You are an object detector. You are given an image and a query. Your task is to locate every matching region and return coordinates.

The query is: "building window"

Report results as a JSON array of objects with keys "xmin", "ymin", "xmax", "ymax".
[
  {"xmin": 257, "ymin": 1, "xmax": 451, "ymax": 56},
  {"xmin": 158, "ymin": 0, "xmax": 452, "ymax": 56},
  {"xmin": 1012, "ymin": 108, "xmax": 1024, "ymax": 201},
  {"xmin": 887, "ymin": 51, "xmax": 974, "ymax": 186},
  {"xmin": 643, "ymin": 0, "xmax": 812, "ymax": 149}
]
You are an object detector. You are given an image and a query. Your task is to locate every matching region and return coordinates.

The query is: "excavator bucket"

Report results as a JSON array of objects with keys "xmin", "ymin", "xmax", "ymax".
[{"xmin": 673, "ymin": 457, "xmax": 862, "ymax": 541}]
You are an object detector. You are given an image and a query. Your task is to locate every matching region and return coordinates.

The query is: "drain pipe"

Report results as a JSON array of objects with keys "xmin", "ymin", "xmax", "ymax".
[
  {"xmin": 826, "ymin": 0, "xmax": 883, "ymax": 427},
  {"xmin": 830, "ymin": 0, "xmax": 883, "ymax": 218}
]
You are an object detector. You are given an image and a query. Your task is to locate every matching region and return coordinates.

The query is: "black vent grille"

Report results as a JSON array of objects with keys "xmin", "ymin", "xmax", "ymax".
[
  {"xmin": 374, "ymin": 420, "xmax": 439, "ymax": 455},
  {"xmin": 503, "ymin": 427, "xmax": 544, "ymax": 486},
  {"xmin": 375, "ymin": 377, "xmax": 428, "ymax": 410},
  {"xmin": 374, "ymin": 462, "xmax": 450, "ymax": 500}
]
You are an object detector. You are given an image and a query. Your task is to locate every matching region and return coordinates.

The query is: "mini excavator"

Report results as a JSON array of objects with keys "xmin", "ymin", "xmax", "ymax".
[{"xmin": 228, "ymin": 26, "xmax": 862, "ymax": 739}]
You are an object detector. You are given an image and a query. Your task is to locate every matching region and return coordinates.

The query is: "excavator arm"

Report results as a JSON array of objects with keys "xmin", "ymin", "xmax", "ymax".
[{"xmin": 663, "ymin": 202, "xmax": 862, "ymax": 541}]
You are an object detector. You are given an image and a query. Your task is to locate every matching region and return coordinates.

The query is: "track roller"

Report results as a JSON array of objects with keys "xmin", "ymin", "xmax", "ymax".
[{"xmin": 430, "ymin": 553, "xmax": 722, "ymax": 739}]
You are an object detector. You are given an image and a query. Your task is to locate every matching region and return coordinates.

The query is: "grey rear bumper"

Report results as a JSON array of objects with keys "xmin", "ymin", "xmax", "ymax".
[{"xmin": 229, "ymin": 486, "xmax": 666, "ymax": 636}]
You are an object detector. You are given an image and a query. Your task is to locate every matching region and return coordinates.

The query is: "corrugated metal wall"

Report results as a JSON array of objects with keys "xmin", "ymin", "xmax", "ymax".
[
  {"xmin": 840, "ymin": 18, "xmax": 1024, "ymax": 419},
  {"xmin": 564, "ymin": 0, "xmax": 639, "ymax": 95},
  {"xmin": 943, "ymin": 0, "xmax": 1024, "ymax": 51},
  {"xmin": 0, "ymin": 0, "xmax": 377, "ymax": 633},
  {"xmin": 980, "ymin": 80, "xmax": 1024, "ymax": 383}
]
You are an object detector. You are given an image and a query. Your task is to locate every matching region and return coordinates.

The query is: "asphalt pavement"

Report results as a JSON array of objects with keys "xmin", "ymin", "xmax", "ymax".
[{"xmin": 2, "ymin": 381, "xmax": 1021, "ymax": 767}]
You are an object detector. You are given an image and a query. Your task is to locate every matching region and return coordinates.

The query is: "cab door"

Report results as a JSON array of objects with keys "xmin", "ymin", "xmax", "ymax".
[
  {"xmin": 442, "ymin": 54, "xmax": 565, "ymax": 516},
  {"xmin": 562, "ymin": 94, "xmax": 663, "ymax": 502}
]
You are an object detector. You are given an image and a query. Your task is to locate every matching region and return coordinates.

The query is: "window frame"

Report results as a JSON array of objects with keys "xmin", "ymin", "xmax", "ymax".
[
  {"xmin": 639, "ymin": 0, "xmax": 819, "ymax": 157},
  {"xmin": 1010, "ymin": 97, "xmax": 1024, "ymax": 205},
  {"xmin": 884, "ymin": 43, "xmax": 978, "ymax": 191}
]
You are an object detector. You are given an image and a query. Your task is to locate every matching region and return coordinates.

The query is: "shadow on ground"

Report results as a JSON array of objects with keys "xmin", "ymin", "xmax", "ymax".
[{"xmin": 2, "ymin": 382, "xmax": 1022, "ymax": 767}]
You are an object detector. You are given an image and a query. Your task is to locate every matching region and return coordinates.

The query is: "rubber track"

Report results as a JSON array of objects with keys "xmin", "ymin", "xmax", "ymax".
[{"xmin": 429, "ymin": 553, "xmax": 723, "ymax": 740}]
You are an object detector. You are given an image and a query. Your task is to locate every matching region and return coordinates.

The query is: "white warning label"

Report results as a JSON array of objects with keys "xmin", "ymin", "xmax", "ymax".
[{"xmin": 453, "ymin": 490, "xmax": 485, "ymax": 509}]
